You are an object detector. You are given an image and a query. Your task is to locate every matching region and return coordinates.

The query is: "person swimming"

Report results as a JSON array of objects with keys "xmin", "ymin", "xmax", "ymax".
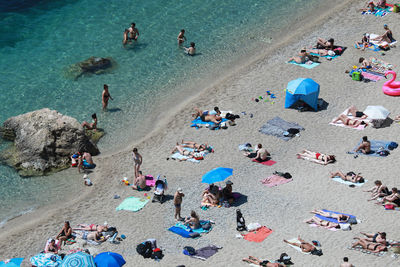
[
  {"xmin": 177, "ymin": 29, "xmax": 186, "ymax": 45},
  {"xmin": 184, "ymin": 42, "xmax": 196, "ymax": 56}
]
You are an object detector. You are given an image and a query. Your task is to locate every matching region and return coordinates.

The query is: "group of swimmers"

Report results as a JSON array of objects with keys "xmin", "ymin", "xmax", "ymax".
[{"xmin": 122, "ymin": 23, "xmax": 196, "ymax": 55}]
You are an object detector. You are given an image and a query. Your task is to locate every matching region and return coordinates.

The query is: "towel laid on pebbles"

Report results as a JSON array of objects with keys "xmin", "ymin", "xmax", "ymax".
[
  {"xmin": 116, "ymin": 197, "xmax": 149, "ymax": 212},
  {"xmin": 243, "ymin": 226, "xmax": 273, "ymax": 243},
  {"xmin": 261, "ymin": 175, "xmax": 292, "ymax": 187},
  {"xmin": 259, "ymin": 117, "xmax": 304, "ymax": 141}
]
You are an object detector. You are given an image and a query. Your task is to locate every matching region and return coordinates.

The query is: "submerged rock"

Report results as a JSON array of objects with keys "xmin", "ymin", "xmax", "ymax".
[
  {"xmin": 66, "ymin": 56, "xmax": 116, "ymax": 80},
  {"xmin": 0, "ymin": 108, "xmax": 102, "ymax": 177}
]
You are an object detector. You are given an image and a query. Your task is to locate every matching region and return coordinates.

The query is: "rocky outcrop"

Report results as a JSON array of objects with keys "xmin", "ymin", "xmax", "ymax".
[
  {"xmin": 66, "ymin": 57, "xmax": 116, "ymax": 80},
  {"xmin": 0, "ymin": 108, "xmax": 102, "ymax": 177}
]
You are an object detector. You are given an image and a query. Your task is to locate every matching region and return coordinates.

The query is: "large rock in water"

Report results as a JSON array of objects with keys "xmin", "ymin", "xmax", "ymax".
[
  {"xmin": 0, "ymin": 108, "xmax": 101, "ymax": 177},
  {"xmin": 66, "ymin": 56, "xmax": 116, "ymax": 80}
]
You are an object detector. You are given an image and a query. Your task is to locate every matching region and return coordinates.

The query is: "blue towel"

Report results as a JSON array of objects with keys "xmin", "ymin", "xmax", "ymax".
[
  {"xmin": 168, "ymin": 220, "xmax": 212, "ymax": 238},
  {"xmin": 315, "ymin": 209, "xmax": 356, "ymax": 224},
  {"xmin": 168, "ymin": 226, "xmax": 194, "ymax": 238},
  {"xmin": 288, "ymin": 61, "xmax": 320, "ymax": 69},
  {"xmin": 191, "ymin": 117, "xmax": 227, "ymax": 128},
  {"xmin": 349, "ymin": 139, "xmax": 393, "ymax": 157}
]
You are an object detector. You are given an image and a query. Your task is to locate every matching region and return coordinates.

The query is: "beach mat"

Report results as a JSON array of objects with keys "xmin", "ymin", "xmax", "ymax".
[
  {"xmin": 168, "ymin": 226, "xmax": 194, "ymax": 238},
  {"xmin": 348, "ymin": 244, "xmax": 387, "ymax": 257},
  {"xmin": 286, "ymin": 238, "xmax": 310, "ymax": 255},
  {"xmin": 169, "ymin": 221, "xmax": 212, "ymax": 238},
  {"xmin": 259, "ymin": 116, "xmax": 304, "ymax": 141},
  {"xmin": 243, "ymin": 226, "xmax": 273, "ymax": 243},
  {"xmin": 315, "ymin": 209, "xmax": 356, "ymax": 224},
  {"xmin": 261, "ymin": 175, "xmax": 292, "ymax": 187},
  {"xmin": 332, "ymin": 177, "xmax": 367, "ymax": 187},
  {"xmin": 361, "ymin": 10, "xmax": 388, "ymax": 17},
  {"xmin": 191, "ymin": 118, "xmax": 227, "ymax": 129},
  {"xmin": 348, "ymin": 139, "xmax": 394, "ymax": 157},
  {"xmin": 116, "ymin": 197, "xmax": 148, "ymax": 212},
  {"xmin": 252, "ymin": 159, "xmax": 277, "ymax": 166},
  {"xmin": 369, "ymin": 34, "xmax": 397, "ymax": 47},
  {"xmin": 189, "ymin": 245, "xmax": 221, "ymax": 261},
  {"xmin": 288, "ymin": 61, "xmax": 320, "ymax": 69},
  {"xmin": 361, "ymin": 71, "xmax": 383, "ymax": 82}
]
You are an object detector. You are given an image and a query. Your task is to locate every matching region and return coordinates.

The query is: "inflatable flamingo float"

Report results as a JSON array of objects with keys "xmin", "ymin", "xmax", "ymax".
[{"xmin": 383, "ymin": 71, "xmax": 400, "ymax": 96}]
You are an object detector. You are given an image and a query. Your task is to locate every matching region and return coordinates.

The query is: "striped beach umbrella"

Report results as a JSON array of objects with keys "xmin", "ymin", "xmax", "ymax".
[{"xmin": 61, "ymin": 252, "xmax": 95, "ymax": 267}]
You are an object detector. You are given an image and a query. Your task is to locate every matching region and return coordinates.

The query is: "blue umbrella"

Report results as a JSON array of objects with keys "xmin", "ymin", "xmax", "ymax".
[
  {"xmin": 95, "ymin": 252, "xmax": 126, "ymax": 267},
  {"xmin": 0, "ymin": 258, "xmax": 24, "ymax": 267},
  {"xmin": 61, "ymin": 252, "xmax": 95, "ymax": 267},
  {"xmin": 202, "ymin": 167, "xmax": 233, "ymax": 184},
  {"xmin": 285, "ymin": 78, "xmax": 320, "ymax": 111}
]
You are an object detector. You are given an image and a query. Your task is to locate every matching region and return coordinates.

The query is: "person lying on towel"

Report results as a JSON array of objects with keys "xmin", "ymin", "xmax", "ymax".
[
  {"xmin": 305, "ymin": 216, "xmax": 340, "ymax": 229},
  {"xmin": 310, "ymin": 210, "xmax": 356, "ymax": 224},
  {"xmin": 243, "ymin": 144, "xmax": 270, "ymax": 162},
  {"xmin": 242, "ymin": 256, "xmax": 284, "ymax": 267},
  {"xmin": 284, "ymin": 236, "xmax": 322, "ymax": 255},
  {"xmin": 332, "ymin": 114, "xmax": 366, "ymax": 128},
  {"xmin": 192, "ymin": 107, "xmax": 222, "ymax": 124},
  {"xmin": 297, "ymin": 149, "xmax": 336, "ymax": 165},
  {"xmin": 351, "ymin": 238, "xmax": 387, "ymax": 253},
  {"xmin": 330, "ymin": 171, "xmax": 365, "ymax": 183}
]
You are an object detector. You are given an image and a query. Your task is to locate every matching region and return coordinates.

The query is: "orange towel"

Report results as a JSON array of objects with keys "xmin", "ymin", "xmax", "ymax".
[{"xmin": 243, "ymin": 226, "xmax": 273, "ymax": 243}]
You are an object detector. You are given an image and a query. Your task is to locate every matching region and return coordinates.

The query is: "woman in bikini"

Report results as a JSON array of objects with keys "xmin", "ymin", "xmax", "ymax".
[
  {"xmin": 330, "ymin": 171, "xmax": 365, "ymax": 183},
  {"xmin": 378, "ymin": 187, "xmax": 400, "ymax": 207},
  {"xmin": 192, "ymin": 108, "xmax": 222, "ymax": 124},
  {"xmin": 310, "ymin": 210, "xmax": 350, "ymax": 223},
  {"xmin": 102, "ymin": 84, "xmax": 113, "ymax": 110},
  {"xmin": 288, "ymin": 48, "xmax": 310, "ymax": 64},
  {"xmin": 45, "ymin": 239, "xmax": 59, "ymax": 253},
  {"xmin": 332, "ymin": 114, "xmax": 364, "ymax": 128},
  {"xmin": 360, "ymin": 232, "xmax": 387, "ymax": 245},
  {"xmin": 180, "ymin": 140, "xmax": 211, "ymax": 152},
  {"xmin": 364, "ymin": 180, "xmax": 390, "ymax": 201},
  {"xmin": 132, "ymin": 148, "xmax": 142, "ymax": 178},
  {"xmin": 81, "ymin": 113, "xmax": 97, "ymax": 131},
  {"xmin": 351, "ymin": 239, "xmax": 387, "ymax": 253},
  {"xmin": 372, "ymin": 24, "xmax": 394, "ymax": 44},
  {"xmin": 242, "ymin": 256, "xmax": 284, "ymax": 267},
  {"xmin": 185, "ymin": 210, "xmax": 200, "ymax": 229},
  {"xmin": 73, "ymin": 223, "xmax": 108, "ymax": 232},
  {"xmin": 283, "ymin": 236, "xmax": 318, "ymax": 253},
  {"xmin": 305, "ymin": 216, "xmax": 340, "ymax": 229},
  {"xmin": 297, "ymin": 149, "xmax": 336, "ymax": 165}
]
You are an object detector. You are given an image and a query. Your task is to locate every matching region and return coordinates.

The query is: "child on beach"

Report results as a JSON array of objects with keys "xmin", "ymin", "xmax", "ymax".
[
  {"xmin": 174, "ymin": 188, "xmax": 185, "ymax": 221},
  {"xmin": 177, "ymin": 29, "xmax": 186, "ymax": 45},
  {"xmin": 355, "ymin": 34, "xmax": 370, "ymax": 50}
]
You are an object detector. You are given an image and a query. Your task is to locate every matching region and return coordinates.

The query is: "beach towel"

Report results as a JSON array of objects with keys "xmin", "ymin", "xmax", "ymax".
[
  {"xmin": 145, "ymin": 175, "xmax": 156, "ymax": 187},
  {"xmin": 191, "ymin": 117, "xmax": 227, "ymax": 129},
  {"xmin": 332, "ymin": 177, "xmax": 367, "ymax": 187},
  {"xmin": 315, "ymin": 209, "xmax": 356, "ymax": 224},
  {"xmin": 329, "ymin": 108, "xmax": 370, "ymax": 130},
  {"xmin": 369, "ymin": 34, "xmax": 397, "ymax": 47},
  {"xmin": 259, "ymin": 117, "xmax": 304, "ymax": 141},
  {"xmin": 360, "ymin": 71, "xmax": 383, "ymax": 82},
  {"xmin": 285, "ymin": 238, "xmax": 311, "ymax": 255},
  {"xmin": 189, "ymin": 245, "xmax": 222, "ymax": 261},
  {"xmin": 30, "ymin": 253, "xmax": 63, "ymax": 267},
  {"xmin": 288, "ymin": 61, "xmax": 320, "ymax": 69},
  {"xmin": 361, "ymin": 9, "xmax": 388, "ymax": 17},
  {"xmin": 116, "ymin": 197, "xmax": 148, "ymax": 212},
  {"xmin": 0, "ymin": 258, "xmax": 24, "ymax": 267},
  {"xmin": 261, "ymin": 175, "xmax": 292, "ymax": 187},
  {"xmin": 170, "ymin": 146, "xmax": 213, "ymax": 163},
  {"xmin": 309, "ymin": 223, "xmax": 339, "ymax": 231},
  {"xmin": 298, "ymin": 156, "xmax": 330, "ymax": 165},
  {"xmin": 243, "ymin": 226, "xmax": 273, "ymax": 243},
  {"xmin": 252, "ymin": 159, "xmax": 277, "ymax": 166},
  {"xmin": 169, "ymin": 221, "xmax": 212, "ymax": 238},
  {"xmin": 348, "ymin": 139, "xmax": 394, "ymax": 157}
]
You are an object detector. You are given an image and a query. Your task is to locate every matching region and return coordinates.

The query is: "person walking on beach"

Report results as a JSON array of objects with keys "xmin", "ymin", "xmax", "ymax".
[
  {"xmin": 128, "ymin": 22, "xmax": 139, "ymax": 41},
  {"xmin": 174, "ymin": 188, "xmax": 185, "ymax": 221},
  {"xmin": 102, "ymin": 84, "xmax": 113, "ymax": 110},
  {"xmin": 132, "ymin": 148, "xmax": 142, "ymax": 178},
  {"xmin": 184, "ymin": 42, "xmax": 196, "ymax": 56},
  {"xmin": 177, "ymin": 29, "xmax": 186, "ymax": 45}
]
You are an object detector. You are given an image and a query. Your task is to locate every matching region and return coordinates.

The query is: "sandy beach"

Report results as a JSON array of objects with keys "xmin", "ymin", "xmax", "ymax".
[{"xmin": 2, "ymin": 0, "xmax": 400, "ymax": 266}]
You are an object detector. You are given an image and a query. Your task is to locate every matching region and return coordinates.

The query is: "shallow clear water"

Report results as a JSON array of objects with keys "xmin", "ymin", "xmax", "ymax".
[{"xmin": 0, "ymin": 0, "xmax": 333, "ymax": 225}]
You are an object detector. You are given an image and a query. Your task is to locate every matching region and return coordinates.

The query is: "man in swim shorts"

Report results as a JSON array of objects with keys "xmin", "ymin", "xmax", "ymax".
[
  {"xmin": 174, "ymin": 188, "xmax": 185, "ymax": 221},
  {"xmin": 132, "ymin": 171, "xmax": 146, "ymax": 191},
  {"xmin": 78, "ymin": 152, "xmax": 96, "ymax": 173},
  {"xmin": 128, "ymin": 22, "xmax": 139, "ymax": 41},
  {"xmin": 354, "ymin": 136, "xmax": 371, "ymax": 154}
]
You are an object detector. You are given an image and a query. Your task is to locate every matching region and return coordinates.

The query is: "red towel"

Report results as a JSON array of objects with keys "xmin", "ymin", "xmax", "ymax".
[
  {"xmin": 243, "ymin": 226, "xmax": 273, "ymax": 243},
  {"xmin": 252, "ymin": 159, "xmax": 277, "ymax": 166}
]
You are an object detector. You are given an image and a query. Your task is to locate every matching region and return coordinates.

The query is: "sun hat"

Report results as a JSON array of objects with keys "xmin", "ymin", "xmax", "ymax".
[{"xmin": 83, "ymin": 174, "xmax": 88, "ymax": 179}]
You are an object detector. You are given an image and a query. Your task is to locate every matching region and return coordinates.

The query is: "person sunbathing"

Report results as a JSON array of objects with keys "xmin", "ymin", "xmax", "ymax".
[
  {"xmin": 395, "ymin": 115, "xmax": 400, "ymax": 121},
  {"xmin": 310, "ymin": 210, "xmax": 351, "ymax": 223},
  {"xmin": 308, "ymin": 48, "xmax": 331, "ymax": 57},
  {"xmin": 171, "ymin": 144, "xmax": 195, "ymax": 158},
  {"xmin": 332, "ymin": 114, "xmax": 365, "ymax": 128},
  {"xmin": 347, "ymin": 106, "xmax": 368, "ymax": 119},
  {"xmin": 359, "ymin": 57, "xmax": 371, "ymax": 69},
  {"xmin": 378, "ymin": 187, "xmax": 400, "ymax": 207},
  {"xmin": 73, "ymin": 224, "xmax": 108, "ymax": 232},
  {"xmin": 288, "ymin": 48, "xmax": 311, "ymax": 64},
  {"xmin": 284, "ymin": 236, "xmax": 320, "ymax": 254},
  {"xmin": 305, "ymin": 216, "xmax": 340, "ymax": 229},
  {"xmin": 242, "ymin": 256, "xmax": 284, "ymax": 267},
  {"xmin": 180, "ymin": 140, "xmax": 212, "ymax": 152},
  {"xmin": 359, "ymin": 2, "xmax": 375, "ymax": 12},
  {"xmin": 297, "ymin": 149, "xmax": 336, "ymax": 165},
  {"xmin": 376, "ymin": 0, "xmax": 386, "ymax": 8},
  {"xmin": 56, "ymin": 221, "xmax": 73, "ymax": 248},
  {"xmin": 360, "ymin": 232, "xmax": 387, "ymax": 245},
  {"xmin": 355, "ymin": 33, "xmax": 370, "ymax": 50},
  {"xmin": 364, "ymin": 180, "xmax": 390, "ymax": 201},
  {"xmin": 192, "ymin": 108, "xmax": 222, "ymax": 124},
  {"xmin": 354, "ymin": 136, "xmax": 371, "ymax": 154},
  {"xmin": 202, "ymin": 185, "xmax": 219, "ymax": 206},
  {"xmin": 45, "ymin": 239, "xmax": 59, "ymax": 254},
  {"xmin": 351, "ymin": 239, "xmax": 387, "ymax": 253},
  {"xmin": 317, "ymin": 38, "xmax": 334, "ymax": 50},
  {"xmin": 330, "ymin": 171, "xmax": 365, "ymax": 183},
  {"xmin": 185, "ymin": 210, "xmax": 200, "ymax": 229},
  {"xmin": 76, "ymin": 231, "xmax": 109, "ymax": 243},
  {"xmin": 371, "ymin": 24, "xmax": 394, "ymax": 44}
]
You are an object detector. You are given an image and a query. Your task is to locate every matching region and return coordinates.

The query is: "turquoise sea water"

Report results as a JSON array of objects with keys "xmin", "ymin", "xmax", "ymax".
[{"xmin": 0, "ymin": 0, "xmax": 334, "ymax": 226}]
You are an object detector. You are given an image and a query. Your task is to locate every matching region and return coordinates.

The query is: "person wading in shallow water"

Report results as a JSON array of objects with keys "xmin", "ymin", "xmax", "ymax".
[{"xmin": 102, "ymin": 84, "xmax": 113, "ymax": 110}]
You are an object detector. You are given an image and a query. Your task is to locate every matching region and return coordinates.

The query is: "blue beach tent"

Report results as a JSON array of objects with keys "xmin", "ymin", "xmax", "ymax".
[{"xmin": 285, "ymin": 78, "xmax": 320, "ymax": 111}]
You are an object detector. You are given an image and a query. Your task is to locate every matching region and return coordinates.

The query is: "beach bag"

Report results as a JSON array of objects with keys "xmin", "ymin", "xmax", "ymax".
[
  {"xmin": 137, "ymin": 241, "xmax": 153, "ymax": 258},
  {"xmin": 183, "ymin": 246, "xmax": 196, "ymax": 255},
  {"xmin": 236, "ymin": 209, "xmax": 247, "ymax": 231},
  {"xmin": 352, "ymin": 72, "xmax": 361, "ymax": 81},
  {"xmin": 311, "ymin": 249, "xmax": 323, "ymax": 256},
  {"xmin": 387, "ymin": 142, "xmax": 398, "ymax": 150},
  {"xmin": 151, "ymin": 248, "xmax": 164, "ymax": 260},
  {"xmin": 379, "ymin": 44, "xmax": 390, "ymax": 51},
  {"xmin": 394, "ymin": 4, "xmax": 400, "ymax": 13},
  {"xmin": 378, "ymin": 150, "xmax": 390, "ymax": 157},
  {"xmin": 385, "ymin": 204, "xmax": 395, "ymax": 210}
]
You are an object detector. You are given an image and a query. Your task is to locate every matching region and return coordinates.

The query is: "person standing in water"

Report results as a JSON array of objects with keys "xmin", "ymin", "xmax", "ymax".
[
  {"xmin": 123, "ymin": 29, "xmax": 130, "ymax": 45},
  {"xmin": 177, "ymin": 29, "xmax": 186, "ymax": 45},
  {"xmin": 128, "ymin": 22, "xmax": 139, "ymax": 41},
  {"xmin": 184, "ymin": 42, "xmax": 196, "ymax": 56},
  {"xmin": 102, "ymin": 84, "xmax": 113, "ymax": 111}
]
